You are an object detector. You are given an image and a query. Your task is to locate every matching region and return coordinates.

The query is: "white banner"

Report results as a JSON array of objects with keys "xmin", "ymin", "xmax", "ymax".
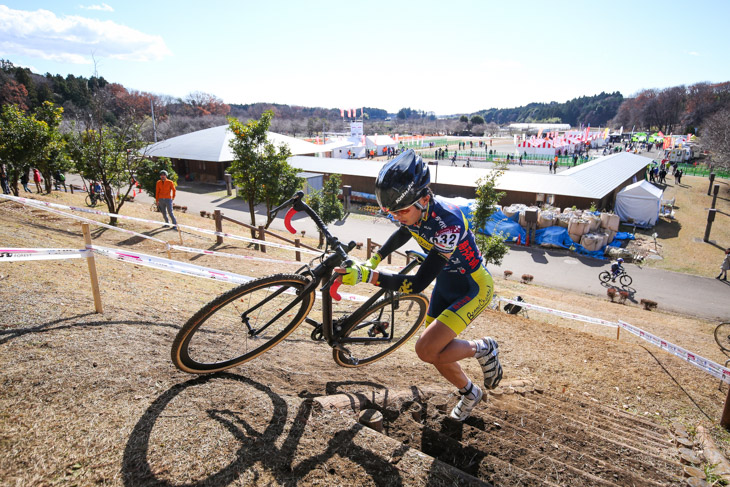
[
  {"xmin": 497, "ymin": 297, "xmax": 730, "ymax": 384},
  {"xmin": 618, "ymin": 320, "xmax": 730, "ymax": 384},
  {"xmin": 0, "ymin": 248, "xmax": 89, "ymax": 261},
  {"xmin": 498, "ymin": 297, "xmax": 617, "ymax": 328},
  {"xmin": 0, "ymin": 194, "xmax": 320, "ymax": 255}
]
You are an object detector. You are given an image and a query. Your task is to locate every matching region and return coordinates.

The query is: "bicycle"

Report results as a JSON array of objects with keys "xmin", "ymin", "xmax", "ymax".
[
  {"xmin": 714, "ymin": 322, "xmax": 730, "ymax": 353},
  {"xmin": 85, "ymin": 192, "xmax": 103, "ymax": 207},
  {"xmin": 599, "ymin": 269, "xmax": 632, "ymax": 287},
  {"xmin": 171, "ymin": 190, "xmax": 429, "ymax": 374}
]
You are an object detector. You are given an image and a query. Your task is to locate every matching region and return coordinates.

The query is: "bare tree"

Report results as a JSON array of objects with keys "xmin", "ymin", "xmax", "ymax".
[{"xmin": 700, "ymin": 108, "xmax": 730, "ymax": 170}]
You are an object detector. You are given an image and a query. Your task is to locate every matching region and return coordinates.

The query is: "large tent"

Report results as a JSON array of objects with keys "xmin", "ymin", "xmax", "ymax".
[{"xmin": 614, "ymin": 180, "xmax": 663, "ymax": 227}]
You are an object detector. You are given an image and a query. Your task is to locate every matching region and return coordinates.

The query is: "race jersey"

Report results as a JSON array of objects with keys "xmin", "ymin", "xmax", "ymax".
[{"xmin": 402, "ymin": 196, "xmax": 483, "ymax": 274}]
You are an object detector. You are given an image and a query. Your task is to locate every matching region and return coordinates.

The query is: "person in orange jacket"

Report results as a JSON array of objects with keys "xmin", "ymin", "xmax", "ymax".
[{"xmin": 155, "ymin": 170, "xmax": 177, "ymax": 229}]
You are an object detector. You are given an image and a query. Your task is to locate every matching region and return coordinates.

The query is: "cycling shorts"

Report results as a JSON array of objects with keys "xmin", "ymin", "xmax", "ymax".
[{"xmin": 424, "ymin": 265, "xmax": 494, "ymax": 335}]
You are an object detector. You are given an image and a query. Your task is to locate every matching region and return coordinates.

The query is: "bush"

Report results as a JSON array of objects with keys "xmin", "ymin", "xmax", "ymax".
[
  {"xmin": 640, "ymin": 299, "xmax": 658, "ymax": 311},
  {"xmin": 521, "ymin": 274, "xmax": 534, "ymax": 284},
  {"xmin": 618, "ymin": 290, "xmax": 629, "ymax": 304},
  {"xmin": 135, "ymin": 157, "xmax": 178, "ymax": 198},
  {"xmin": 504, "ymin": 270, "xmax": 513, "ymax": 279},
  {"xmin": 607, "ymin": 288, "xmax": 616, "ymax": 302}
]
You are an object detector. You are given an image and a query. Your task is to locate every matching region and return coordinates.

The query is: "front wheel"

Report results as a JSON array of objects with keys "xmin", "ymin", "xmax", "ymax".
[
  {"xmin": 715, "ymin": 323, "xmax": 730, "ymax": 353},
  {"xmin": 333, "ymin": 293, "xmax": 429, "ymax": 367},
  {"xmin": 599, "ymin": 271, "xmax": 612, "ymax": 283},
  {"xmin": 85, "ymin": 195, "xmax": 97, "ymax": 207},
  {"xmin": 619, "ymin": 274, "xmax": 633, "ymax": 286},
  {"xmin": 171, "ymin": 274, "xmax": 314, "ymax": 374}
]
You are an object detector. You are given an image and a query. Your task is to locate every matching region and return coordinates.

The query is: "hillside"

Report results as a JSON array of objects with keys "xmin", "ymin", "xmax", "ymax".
[{"xmin": 1, "ymin": 191, "xmax": 729, "ymax": 485}]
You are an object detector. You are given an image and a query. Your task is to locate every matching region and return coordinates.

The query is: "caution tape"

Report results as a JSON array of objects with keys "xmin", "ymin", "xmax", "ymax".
[
  {"xmin": 169, "ymin": 244, "xmax": 303, "ymax": 266},
  {"xmin": 0, "ymin": 194, "xmax": 321, "ymax": 255},
  {"xmin": 0, "ymin": 248, "xmax": 90, "ymax": 261},
  {"xmin": 498, "ymin": 297, "xmax": 617, "ymax": 327},
  {"xmin": 88, "ymin": 244, "xmax": 369, "ymax": 303},
  {"xmin": 618, "ymin": 320, "xmax": 730, "ymax": 384},
  {"xmin": 498, "ymin": 296, "xmax": 730, "ymax": 384}
]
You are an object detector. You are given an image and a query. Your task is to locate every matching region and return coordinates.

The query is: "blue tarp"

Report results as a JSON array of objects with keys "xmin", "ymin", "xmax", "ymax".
[{"xmin": 479, "ymin": 211, "xmax": 527, "ymax": 242}]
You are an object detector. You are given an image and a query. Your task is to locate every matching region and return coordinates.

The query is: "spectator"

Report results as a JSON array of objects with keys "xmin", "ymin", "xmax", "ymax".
[
  {"xmin": 53, "ymin": 170, "xmax": 66, "ymax": 192},
  {"xmin": 676, "ymin": 169, "xmax": 683, "ymax": 184},
  {"xmin": 32, "ymin": 168, "xmax": 42, "ymax": 193},
  {"xmin": 548, "ymin": 161, "xmax": 553, "ymax": 173},
  {"xmin": 20, "ymin": 171, "xmax": 32, "ymax": 193},
  {"xmin": 155, "ymin": 170, "xmax": 178, "ymax": 230},
  {"xmin": 0, "ymin": 164, "xmax": 9, "ymax": 194},
  {"xmin": 717, "ymin": 248, "xmax": 730, "ymax": 281}
]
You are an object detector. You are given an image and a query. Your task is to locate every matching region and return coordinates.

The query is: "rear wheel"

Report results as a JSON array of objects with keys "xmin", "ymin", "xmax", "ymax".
[
  {"xmin": 333, "ymin": 293, "xmax": 429, "ymax": 367},
  {"xmin": 85, "ymin": 195, "xmax": 97, "ymax": 207},
  {"xmin": 619, "ymin": 274, "xmax": 633, "ymax": 286},
  {"xmin": 599, "ymin": 271, "xmax": 612, "ymax": 283},
  {"xmin": 171, "ymin": 274, "xmax": 314, "ymax": 374},
  {"xmin": 715, "ymin": 323, "xmax": 730, "ymax": 353}
]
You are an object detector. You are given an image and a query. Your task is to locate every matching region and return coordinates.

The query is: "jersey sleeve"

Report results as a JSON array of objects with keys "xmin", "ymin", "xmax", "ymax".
[{"xmin": 376, "ymin": 247, "xmax": 448, "ymax": 294}]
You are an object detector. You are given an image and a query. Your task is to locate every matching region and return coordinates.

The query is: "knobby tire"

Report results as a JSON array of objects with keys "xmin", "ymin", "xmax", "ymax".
[
  {"xmin": 599, "ymin": 271, "xmax": 612, "ymax": 283},
  {"xmin": 171, "ymin": 274, "xmax": 314, "ymax": 374},
  {"xmin": 715, "ymin": 322, "xmax": 730, "ymax": 353},
  {"xmin": 333, "ymin": 293, "xmax": 429, "ymax": 367}
]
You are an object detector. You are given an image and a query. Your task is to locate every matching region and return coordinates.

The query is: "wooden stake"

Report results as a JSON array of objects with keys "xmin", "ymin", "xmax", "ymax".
[
  {"xmin": 81, "ymin": 223, "xmax": 103, "ymax": 313},
  {"xmin": 177, "ymin": 227, "xmax": 183, "ymax": 245},
  {"xmin": 616, "ymin": 326, "xmax": 621, "ymax": 341}
]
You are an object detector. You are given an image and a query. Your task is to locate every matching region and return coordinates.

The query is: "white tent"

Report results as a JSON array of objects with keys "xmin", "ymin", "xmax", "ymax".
[{"xmin": 614, "ymin": 180, "xmax": 663, "ymax": 227}]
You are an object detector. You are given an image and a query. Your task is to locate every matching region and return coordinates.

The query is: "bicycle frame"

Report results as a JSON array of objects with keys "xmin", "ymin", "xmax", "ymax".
[{"xmin": 268, "ymin": 191, "xmax": 424, "ymax": 355}]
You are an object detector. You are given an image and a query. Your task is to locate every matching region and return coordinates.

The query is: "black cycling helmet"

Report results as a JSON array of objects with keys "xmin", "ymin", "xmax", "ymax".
[{"xmin": 375, "ymin": 149, "xmax": 430, "ymax": 212}]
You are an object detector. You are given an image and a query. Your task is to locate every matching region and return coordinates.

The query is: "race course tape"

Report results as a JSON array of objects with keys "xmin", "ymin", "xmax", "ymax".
[
  {"xmin": 498, "ymin": 297, "xmax": 730, "ymax": 384},
  {"xmin": 0, "ymin": 194, "xmax": 320, "ymax": 255},
  {"xmin": 498, "ymin": 297, "xmax": 617, "ymax": 327},
  {"xmin": 0, "ymin": 248, "xmax": 90, "ymax": 261},
  {"xmin": 89, "ymin": 244, "xmax": 369, "ymax": 303},
  {"xmin": 618, "ymin": 320, "xmax": 730, "ymax": 384}
]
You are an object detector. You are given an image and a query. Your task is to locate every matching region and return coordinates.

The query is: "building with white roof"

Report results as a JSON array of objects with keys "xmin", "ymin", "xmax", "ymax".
[{"xmin": 288, "ymin": 152, "xmax": 650, "ymax": 210}]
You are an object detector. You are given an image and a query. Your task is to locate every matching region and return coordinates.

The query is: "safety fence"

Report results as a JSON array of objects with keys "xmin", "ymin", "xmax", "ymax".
[
  {"xmin": 416, "ymin": 149, "xmax": 596, "ymax": 167},
  {"xmin": 497, "ymin": 296, "xmax": 730, "ymax": 384}
]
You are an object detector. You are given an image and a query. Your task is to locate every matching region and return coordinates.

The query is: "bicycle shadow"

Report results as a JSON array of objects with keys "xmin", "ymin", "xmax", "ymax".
[{"xmin": 122, "ymin": 373, "xmax": 406, "ymax": 486}]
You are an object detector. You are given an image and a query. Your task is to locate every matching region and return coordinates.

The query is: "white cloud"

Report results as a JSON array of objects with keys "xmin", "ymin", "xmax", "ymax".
[
  {"xmin": 79, "ymin": 3, "xmax": 114, "ymax": 12},
  {"xmin": 0, "ymin": 6, "xmax": 171, "ymax": 64},
  {"xmin": 688, "ymin": 51, "xmax": 700, "ymax": 56}
]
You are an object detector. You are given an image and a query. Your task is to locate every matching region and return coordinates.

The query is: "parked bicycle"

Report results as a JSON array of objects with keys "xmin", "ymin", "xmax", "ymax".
[
  {"xmin": 171, "ymin": 191, "xmax": 429, "ymax": 374},
  {"xmin": 599, "ymin": 269, "xmax": 633, "ymax": 287},
  {"xmin": 85, "ymin": 191, "xmax": 104, "ymax": 207},
  {"xmin": 714, "ymin": 322, "xmax": 730, "ymax": 354}
]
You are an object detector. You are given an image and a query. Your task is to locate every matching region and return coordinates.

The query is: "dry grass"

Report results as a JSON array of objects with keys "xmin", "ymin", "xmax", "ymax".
[
  {"xmin": 2, "ymin": 191, "xmax": 730, "ymax": 486},
  {"xmin": 629, "ymin": 175, "xmax": 730, "ymax": 276}
]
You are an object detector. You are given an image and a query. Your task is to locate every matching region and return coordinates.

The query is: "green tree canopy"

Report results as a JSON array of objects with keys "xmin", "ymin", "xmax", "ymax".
[
  {"xmin": 472, "ymin": 163, "xmax": 509, "ymax": 266},
  {"xmin": 135, "ymin": 157, "xmax": 178, "ymax": 198},
  {"xmin": 305, "ymin": 174, "xmax": 344, "ymax": 248},
  {"xmin": 228, "ymin": 110, "xmax": 302, "ymax": 230},
  {"xmin": 0, "ymin": 102, "xmax": 64, "ymax": 195}
]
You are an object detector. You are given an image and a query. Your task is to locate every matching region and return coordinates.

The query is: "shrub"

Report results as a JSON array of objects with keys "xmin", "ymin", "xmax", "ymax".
[
  {"xmin": 504, "ymin": 270, "xmax": 513, "ymax": 279},
  {"xmin": 521, "ymin": 274, "xmax": 534, "ymax": 284},
  {"xmin": 607, "ymin": 288, "xmax": 616, "ymax": 302},
  {"xmin": 618, "ymin": 290, "xmax": 629, "ymax": 304},
  {"xmin": 640, "ymin": 299, "xmax": 658, "ymax": 311}
]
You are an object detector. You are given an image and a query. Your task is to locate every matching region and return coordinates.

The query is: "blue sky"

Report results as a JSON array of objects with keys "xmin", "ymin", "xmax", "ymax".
[{"xmin": 1, "ymin": 1, "xmax": 729, "ymax": 115}]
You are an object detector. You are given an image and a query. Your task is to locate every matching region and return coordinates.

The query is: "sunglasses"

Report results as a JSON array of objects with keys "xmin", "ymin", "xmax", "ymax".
[{"xmin": 384, "ymin": 203, "xmax": 416, "ymax": 216}]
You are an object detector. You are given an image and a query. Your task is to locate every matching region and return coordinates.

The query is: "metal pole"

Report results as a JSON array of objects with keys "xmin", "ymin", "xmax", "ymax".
[
  {"xmin": 150, "ymin": 99, "xmax": 157, "ymax": 143},
  {"xmin": 704, "ymin": 209, "xmax": 717, "ymax": 242},
  {"xmin": 711, "ymin": 184, "xmax": 720, "ymax": 209},
  {"xmin": 709, "ymin": 173, "xmax": 716, "ymax": 195}
]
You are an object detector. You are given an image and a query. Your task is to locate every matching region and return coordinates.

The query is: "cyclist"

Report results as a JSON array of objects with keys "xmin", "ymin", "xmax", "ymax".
[
  {"xmin": 89, "ymin": 181, "xmax": 102, "ymax": 204},
  {"xmin": 336, "ymin": 149, "xmax": 502, "ymax": 421},
  {"xmin": 610, "ymin": 258, "xmax": 625, "ymax": 280}
]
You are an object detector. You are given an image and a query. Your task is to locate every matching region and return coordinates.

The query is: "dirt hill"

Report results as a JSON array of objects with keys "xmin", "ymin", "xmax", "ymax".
[{"xmin": 1, "ymin": 192, "xmax": 729, "ymax": 485}]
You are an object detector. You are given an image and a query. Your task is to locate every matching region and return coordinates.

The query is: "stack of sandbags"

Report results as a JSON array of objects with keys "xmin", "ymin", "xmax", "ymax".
[
  {"xmin": 537, "ymin": 210, "xmax": 557, "ymax": 228},
  {"xmin": 503, "ymin": 204, "xmax": 525, "ymax": 220},
  {"xmin": 599, "ymin": 212, "xmax": 620, "ymax": 243},
  {"xmin": 568, "ymin": 217, "xmax": 590, "ymax": 243},
  {"xmin": 580, "ymin": 233, "xmax": 604, "ymax": 251},
  {"xmin": 585, "ymin": 213, "xmax": 601, "ymax": 231},
  {"xmin": 596, "ymin": 232, "xmax": 610, "ymax": 247},
  {"xmin": 556, "ymin": 213, "xmax": 571, "ymax": 228}
]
